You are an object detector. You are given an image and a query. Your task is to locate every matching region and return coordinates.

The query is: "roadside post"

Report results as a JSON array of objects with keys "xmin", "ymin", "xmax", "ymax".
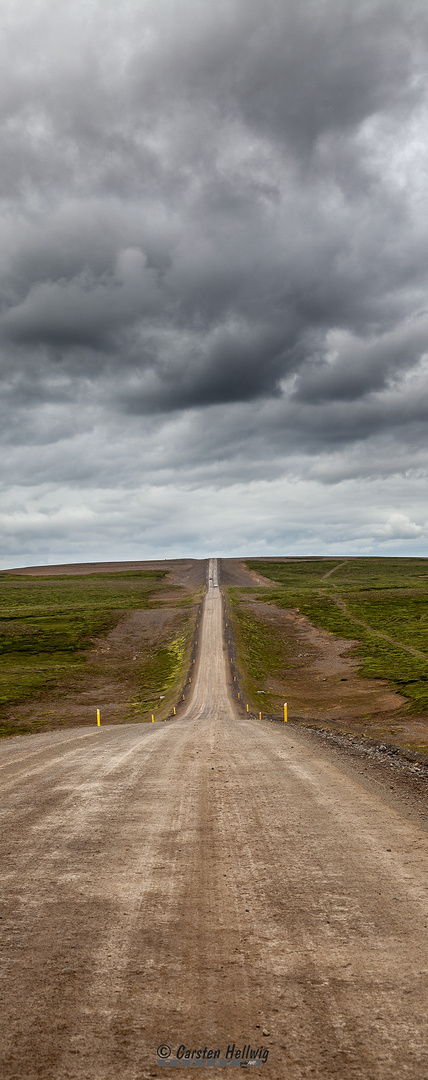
[
  {"xmin": 284, "ymin": 703, "xmax": 288, "ymax": 722},
  {"xmin": 97, "ymin": 709, "xmax": 100, "ymax": 727}
]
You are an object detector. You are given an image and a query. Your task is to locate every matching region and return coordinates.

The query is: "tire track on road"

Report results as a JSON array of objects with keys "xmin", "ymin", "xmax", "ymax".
[{"xmin": 1, "ymin": 558, "xmax": 428, "ymax": 1079}]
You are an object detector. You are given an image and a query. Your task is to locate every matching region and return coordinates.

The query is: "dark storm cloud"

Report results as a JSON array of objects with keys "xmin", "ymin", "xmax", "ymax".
[{"xmin": 1, "ymin": 0, "xmax": 428, "ymax": 560}]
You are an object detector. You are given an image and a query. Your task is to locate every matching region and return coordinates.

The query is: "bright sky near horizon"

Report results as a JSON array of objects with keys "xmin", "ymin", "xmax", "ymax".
[{"xmin": 2, "ymin": 0, "xmax": 428, "ymax": 567}]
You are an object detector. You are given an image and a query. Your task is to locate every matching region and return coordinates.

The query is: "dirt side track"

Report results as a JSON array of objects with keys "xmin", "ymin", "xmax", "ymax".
[{"xmin": 1, "ymin": 561, "xmax": 428, "ymax": 1079}]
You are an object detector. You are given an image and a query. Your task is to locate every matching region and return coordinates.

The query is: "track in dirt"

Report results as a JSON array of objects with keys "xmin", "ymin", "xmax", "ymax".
[{"xmin": 1, "ymin": 558, "xmax": 428, "ymax": 1079}]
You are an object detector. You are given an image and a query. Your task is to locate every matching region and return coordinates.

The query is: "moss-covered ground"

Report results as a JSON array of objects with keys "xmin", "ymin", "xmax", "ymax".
[
  {"xmin": 247, "ymin": 558, "xmax": 428, "ymax": 713},
  {"xmin": 0, "ymin": 566, "xmax": 202, "ymax": 737},
  {"xmin": 226, "ymin": 558, "xmax": 428, "ymax": 755}
]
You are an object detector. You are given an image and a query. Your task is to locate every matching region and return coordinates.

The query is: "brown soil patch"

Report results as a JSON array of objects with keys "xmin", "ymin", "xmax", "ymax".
[
  {"xmin": 5, "ymin": 557, "xmax": 206, "ymax": 589},
  {"xmin": 7, "ymin": 606, "xmax": 189, "ymax": 733},
  {"xmin": 241, "ymin": 599, "xmax": 428, "ymax": 755},
  {"xmin": 220, "ymin": 558, "xmax": 273, "ymax": 587},
  {"xmin": 3, "ymin": 559, "xmax": 206, "ymax": 736}
]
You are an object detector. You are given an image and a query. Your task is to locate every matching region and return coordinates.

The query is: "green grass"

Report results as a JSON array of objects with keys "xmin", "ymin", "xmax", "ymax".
[
  {"xmin": 230, "ymin": 604, "xmax": 286, "ymax": 684},
  {"xmin": 248, "ymin": 556, "xmax": 428, "ymax": 593},
  {"xmin": 226, "ymin": 602, "xmax": 289, "ymax": 712},
  {"xmin": 0, "ymin": 568, "xmax": 171, "ymax": 716},
  {"xmin": 0, "ymin": 568, "xmax": 168, "ymax": 617},
  {"xmin": 243, "ymin": 558, "xmax": 428, "ymax": 712},
  {"xmin": 128, "ymin": 633, "xmax": 188, "ymax": 718}
]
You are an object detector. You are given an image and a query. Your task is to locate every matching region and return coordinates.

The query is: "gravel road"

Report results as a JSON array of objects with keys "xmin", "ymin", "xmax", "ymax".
[{"xmin": 1, "ymin": 559, "xmax": 428, "ymax": 1079}]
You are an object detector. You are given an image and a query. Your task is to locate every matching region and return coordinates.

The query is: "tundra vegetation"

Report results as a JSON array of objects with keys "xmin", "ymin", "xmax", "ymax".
[
  {"xmin": 0, "ymin": 567, "xmax": 200, "ymax": 738},
  {"xmin": 227, "ymin": 558, "xmax": 428, "ymax": 756}
]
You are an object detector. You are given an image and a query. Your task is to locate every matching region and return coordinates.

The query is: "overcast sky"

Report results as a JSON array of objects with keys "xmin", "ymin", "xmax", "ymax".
[{"xmin": 1, "ymin": 0, "xmax": 428, "ymax": 566}]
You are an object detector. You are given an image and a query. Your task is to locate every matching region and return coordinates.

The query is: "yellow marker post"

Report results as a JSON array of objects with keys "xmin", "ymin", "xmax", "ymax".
[
  {"xmin": 189, "ymin": 677, "xmax": 191, "ymax": 683},
  {"xmin": 151, "ymin": 714, "xmax": 154, "ymax": 722},
  {"xmin": 97, "ymin": 709, "xmax": 100, "ymax": 727},
  {"xmin": 182, "ymin": 694, "xmax": 185, "ymax": 700},
  {"xmin": 173, "ymin": 706, "xmax": 176, "ymax": 715},
  {"xmin": 246, "ymin": 704, "xmax": 249, "ymax": 713},
  {"xmin": 259, "ymin": 712, "xmax": 262, "ymax": 720},
  {"xmin": 284, "ymin": 702, "xmax": 288, "ymax": 723},
  {"xmin": 238, "ymin": 692, "xmax": 240, "ymax": 699}
]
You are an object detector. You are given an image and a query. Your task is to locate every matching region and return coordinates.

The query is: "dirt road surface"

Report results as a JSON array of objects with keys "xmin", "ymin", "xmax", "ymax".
[{"xmin": 1, "ymin": 559, "xmax": 428, "ymax": 1079}]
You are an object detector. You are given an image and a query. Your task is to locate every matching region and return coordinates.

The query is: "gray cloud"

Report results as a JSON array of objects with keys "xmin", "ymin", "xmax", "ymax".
[{"xmin": 1, "ymin": 0, "xmax": 428, "ymax": 562}]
